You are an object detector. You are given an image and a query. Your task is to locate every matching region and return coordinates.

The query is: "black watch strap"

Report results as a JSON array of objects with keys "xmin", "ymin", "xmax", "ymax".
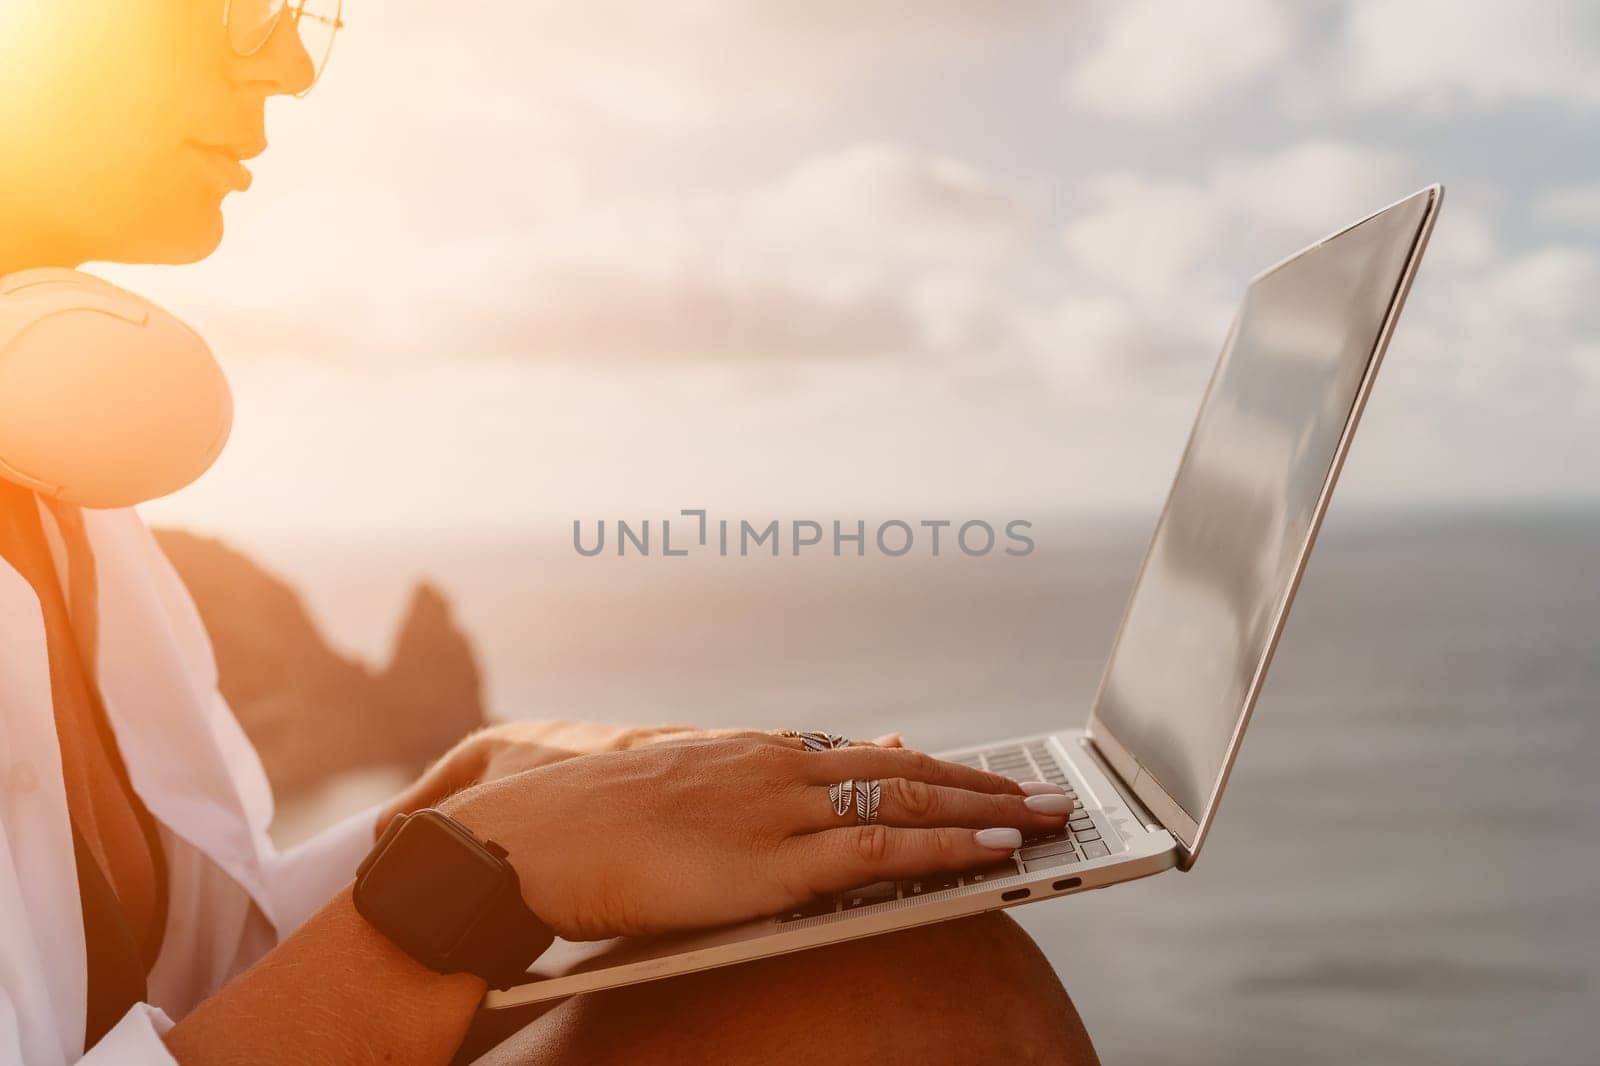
[{"xmin": 453, "ymin": 871, "xmax": 556, "ymax": 989}]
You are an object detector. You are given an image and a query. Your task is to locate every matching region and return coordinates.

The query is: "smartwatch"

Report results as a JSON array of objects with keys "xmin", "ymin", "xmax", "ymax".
[{"xmin": 353, "ymin": 808, "xmax": 554, "ymax": 989}]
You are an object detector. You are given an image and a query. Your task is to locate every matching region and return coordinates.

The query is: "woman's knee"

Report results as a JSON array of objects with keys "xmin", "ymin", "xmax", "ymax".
[{"xmin": 488, "ymin": 913, "xmax": 1098, "ymax": 1065}]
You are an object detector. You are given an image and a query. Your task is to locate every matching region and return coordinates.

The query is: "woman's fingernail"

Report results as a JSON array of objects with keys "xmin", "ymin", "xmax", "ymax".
[
  {"xmin": 873, "ymin": 732, "xmax": 904, "ymax": 747},
  {"xmin": 975, "ymin": 827, "xmax": 1023, "ymax": 850},
  {"xmin": 1024, "ymin": 794, "xmax": 1074, "ymax": 815},
  {"xmin": 1019, "ymin": 781, "xmax": 1066, "ymax": 796}
]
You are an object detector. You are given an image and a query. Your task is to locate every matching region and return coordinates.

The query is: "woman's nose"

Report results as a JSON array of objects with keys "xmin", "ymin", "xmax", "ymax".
[{"xmin": 246, "ymin": 9, "xmax": 316, "ymax": 97}]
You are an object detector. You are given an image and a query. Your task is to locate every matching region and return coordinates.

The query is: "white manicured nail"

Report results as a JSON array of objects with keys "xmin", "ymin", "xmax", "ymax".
[
  {"xmin": 1019, "ymin": 781, "xmax": 1066, "ymax": 796},
  {"xmin": 1024, "ymin": 794, "xmax": 1073, "ymax": 815},
  {"xmin": 975, "ymin": 827, "xmax": 1022, "ymax": 850}
]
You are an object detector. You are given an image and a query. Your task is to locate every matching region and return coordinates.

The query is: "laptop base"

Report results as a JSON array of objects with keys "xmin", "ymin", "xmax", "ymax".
[{"xmin": 485, "ymin": 730, "xmax": 1178, "ymax": 1010}]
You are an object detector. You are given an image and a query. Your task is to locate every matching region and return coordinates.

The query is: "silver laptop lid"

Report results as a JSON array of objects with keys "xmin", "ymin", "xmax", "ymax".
[{"xmin": 1086, "ymin": 185, "xmax": 1442, "ymax": 870}]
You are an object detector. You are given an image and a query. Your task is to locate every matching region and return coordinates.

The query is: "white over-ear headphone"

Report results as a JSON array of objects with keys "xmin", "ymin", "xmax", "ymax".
[{"xmin": 0, "ymin": 269, "xmax": 232, "ymax": 508}]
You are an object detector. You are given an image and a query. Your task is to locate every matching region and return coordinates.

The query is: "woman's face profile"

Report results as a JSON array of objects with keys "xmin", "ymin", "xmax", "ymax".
[{"xmin": 0, "ymin": 0, "xmax": 314, "ymax": 268}]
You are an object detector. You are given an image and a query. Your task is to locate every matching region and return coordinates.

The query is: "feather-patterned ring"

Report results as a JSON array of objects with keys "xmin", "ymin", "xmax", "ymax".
[
  {"xmin": 799, "ymin": 730, "xmax": 850, "ymax": 752},
  {"xmin": 829, "ymin": 779, "xmax": 855, "ymax": 817},
  {"xmin": 854, "ymin": 779, "xmax": 882, "ymax": 826}
]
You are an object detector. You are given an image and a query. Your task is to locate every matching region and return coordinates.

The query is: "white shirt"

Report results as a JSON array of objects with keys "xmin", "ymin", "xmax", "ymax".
[{"xmin": 0, "ymin": 499, "xmax": 379, "ymax": 1064}]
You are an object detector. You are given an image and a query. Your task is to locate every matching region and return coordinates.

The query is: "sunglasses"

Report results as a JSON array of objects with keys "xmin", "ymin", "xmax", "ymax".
[{"xmin": 223, "ymin": 0, "xmax": 344, "ymax": 96}]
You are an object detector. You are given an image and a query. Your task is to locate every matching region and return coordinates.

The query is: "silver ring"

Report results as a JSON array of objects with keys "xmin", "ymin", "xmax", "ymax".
[
  {"xmin": 828, "ymin": 779, "xmax": 855, "ymax": 817},
  {"xmin": 796, "ymin": 730, "xmax": 850, "ymax": 752},
  {"xmin": 854, "ymin": 779, "xmax": 881, "ymax": 825},
  {"xmin": 784, "ymin": 732, "xmax": 856, "ymax": 816}
]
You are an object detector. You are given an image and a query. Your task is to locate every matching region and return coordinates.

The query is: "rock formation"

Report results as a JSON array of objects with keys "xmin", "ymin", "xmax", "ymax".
[{"xmin": 151, "ymin": 529, "xmax": 487, "ymax": 801}]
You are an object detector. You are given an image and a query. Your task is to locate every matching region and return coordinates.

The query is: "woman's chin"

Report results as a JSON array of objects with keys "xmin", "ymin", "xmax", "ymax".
[{"xmin": 115, "ymin": 204, "xmax": 226, "ymax": 266}]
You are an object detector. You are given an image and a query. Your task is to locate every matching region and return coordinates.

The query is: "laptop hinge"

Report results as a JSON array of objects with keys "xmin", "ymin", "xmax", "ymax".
[{"xmin": 1080, "ymin": 734, "xmax": 1161, "ymax": 832}]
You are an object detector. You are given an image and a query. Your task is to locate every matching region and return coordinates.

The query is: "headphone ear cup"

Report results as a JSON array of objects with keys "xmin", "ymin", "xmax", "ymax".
[{"xmin": 0, "ymin": 273, "xmax": 232, "ymax": 508}]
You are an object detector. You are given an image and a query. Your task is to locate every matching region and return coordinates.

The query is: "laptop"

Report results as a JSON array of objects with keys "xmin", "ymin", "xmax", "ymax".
[{"xmin": 486, "ymin": 184, "xmax": 1444, "ymax": 1009}]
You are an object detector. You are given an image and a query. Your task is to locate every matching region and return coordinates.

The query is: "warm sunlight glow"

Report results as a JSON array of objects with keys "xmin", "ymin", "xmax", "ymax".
[{"xmin": 0, "ymin": 1, "xmax": 1587, "ymax": 541}]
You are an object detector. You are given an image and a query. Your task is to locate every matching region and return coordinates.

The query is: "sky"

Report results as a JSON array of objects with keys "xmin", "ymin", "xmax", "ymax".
[{"xmin": 108, "ymin": 0, "xmax": 1600, "ymax": 541}]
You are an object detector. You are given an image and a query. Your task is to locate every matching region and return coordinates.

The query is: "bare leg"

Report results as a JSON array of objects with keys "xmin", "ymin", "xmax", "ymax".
[{"xmin": 469, "ymin": 913, "xmax": 1099, "ymax": 1066}]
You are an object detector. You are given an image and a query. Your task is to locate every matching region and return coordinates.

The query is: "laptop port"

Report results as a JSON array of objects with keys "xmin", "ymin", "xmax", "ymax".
[
  {"xmin": 1051, "ymin": 877, "xmax": 1083, "ymax": 892},
  {"xmin": 1000, "ymin": 888, "xmax": 1030, "ymax": 902}
]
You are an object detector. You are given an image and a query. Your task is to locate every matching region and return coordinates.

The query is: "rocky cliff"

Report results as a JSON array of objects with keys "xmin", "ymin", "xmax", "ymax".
[{"xmin": 151, "ymin": 530, "xmax": 487, "ymax": 801}]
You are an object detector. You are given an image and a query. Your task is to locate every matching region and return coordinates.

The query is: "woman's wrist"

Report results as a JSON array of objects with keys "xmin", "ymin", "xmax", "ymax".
[
  {"xmin": 436, "ymin": 778, "xmax": 565, "ymax": 928},
  {"xmin": 166, "ymin": 887, "xmax": 486, "ymax": 1064},
  {"xmin": 434, "ymin": 781, "xmax": 502, "ymax": 838}
]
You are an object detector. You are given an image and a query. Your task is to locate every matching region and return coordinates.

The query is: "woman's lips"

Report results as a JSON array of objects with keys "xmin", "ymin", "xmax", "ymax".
[{"xmin": 186, "ymin": 142, "xmax": 254, "ymax": 193}]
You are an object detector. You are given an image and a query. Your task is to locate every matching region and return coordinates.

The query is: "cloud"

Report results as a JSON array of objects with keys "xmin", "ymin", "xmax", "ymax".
[
  {"xmin": 1333, "ymin": 0, "xmax": 1600, "ymax": 110},
  {"xmin": 112, "ymin": 143, "xmax": 1038, "ymax": 368},
  {"xmin": 1063, "ymin": 174, "xmax": 1219, "ymax": 303},
  {"xmin": 1533, "ymin": 184, "xmax": 1600, "ymax": 231},
  {"xmin": 400, "ymin": 0, "xmax": 1060, "ymax": 135},
  {"xmin": 1062, "ymin": 0, "xmax": 1301, "ymax": 119},
  {"xmin": 1060, "ymin": 1, "xmax": 1600, "ymax": 121},
  {"xmin": 1060, "ymin": 139, "xmax": 1414, "ymax": 307},
  {"xmin": 89, "ymin": 0, "xmax": 1600, "ymax": 532},
  {"xmin": 1459, "ymin": 246, "xmax": 1600, "ymax": 341},
  {"xmin": 1577, "ymin": 344, "xmax": 1600, "ymax": 389},
  {"xmin": 1210, "ymin": 139, "xmax": 1415, "ymax": 232},
  {"xmin": 1385, "ymin": 242, "xmax": 1600, "ymax": 410},
  {"xmin": 461, "ymin": 143, "xmax": 1036, "ymax": 364},
  {"xmin": 456, "ymin": 267, "xmax": 924, "ymax": 363},
  {"xmin": 1058, "ymin": 139, "xmax": 1423, "ymax": 376},
  {"xmin": 1423, "ymin": 204, "xmax": 1497, "ymax": 271},
  {"xmin": 742, "ymin": 144, "xmax": 1026, "ymax": 280}
]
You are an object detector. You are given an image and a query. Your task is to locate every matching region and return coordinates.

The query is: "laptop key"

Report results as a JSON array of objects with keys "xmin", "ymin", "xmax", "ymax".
[
  {"xmin": 1068, "ymin": 817, "xmax": 1094, "ymax": 831},
  {"xmin": 1020, "ymin": 841, "xmax": 1075, "ymax": 860},
  {"xmin": 778, "ymin": 895, "xmax": 839, "ymax": 922},
  {"xmin": 1022, "ymin": 827, "xmax": 1069, "ymax": 846},
  {"xmin": 1023, "ymin": 852, "xmax": 1080, "ymax": 872},
  {"xmin": 843, "ymin": 881, "xmax": 898, "ymax": 909},
  {"xmin": 1080, "ymin": 840, "xmax": 1110, "ymax": 859},
  {"xmin": 1073, "ymin": 829, "xmax": 1101, "ymax": 843},
  {"xmin": 899, "ymin": 874, "xmax": 956, "ymax": 897},
  {"xmin": 963, "ymin": 862, "xmax": 1019, "ymax": 885}
]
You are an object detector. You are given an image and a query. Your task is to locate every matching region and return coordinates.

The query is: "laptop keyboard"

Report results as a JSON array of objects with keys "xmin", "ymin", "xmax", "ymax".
[{"xmin": 776, "ymin": 739, "xmax": 1110, "ymax": 924}]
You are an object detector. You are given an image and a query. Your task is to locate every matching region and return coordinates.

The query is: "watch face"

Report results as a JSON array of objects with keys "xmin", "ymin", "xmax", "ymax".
[{"xmin": 361, "ymin": 815, "xmax": 506, "ymax": 960}]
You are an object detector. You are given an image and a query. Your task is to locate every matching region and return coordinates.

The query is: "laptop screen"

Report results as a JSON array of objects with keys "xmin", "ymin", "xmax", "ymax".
[{"xmin": 1090, "ymin": 190, "xmax": 1434, "ymax": 825}]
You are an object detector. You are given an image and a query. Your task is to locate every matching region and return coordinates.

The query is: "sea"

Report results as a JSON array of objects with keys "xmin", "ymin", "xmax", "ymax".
[{"xmin": 251, "ymin": 506, "xmax": 1600, "ymax": 1066}]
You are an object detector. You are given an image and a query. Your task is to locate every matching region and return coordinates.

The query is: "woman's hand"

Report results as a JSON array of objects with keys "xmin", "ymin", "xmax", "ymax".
[
  {"xmin": 441, "ymin": 733, "xmax": 1068, "ymax": 941},
  {"xmin": 379, "ymin": 720, "xmax": 903, "ymax": 834}
]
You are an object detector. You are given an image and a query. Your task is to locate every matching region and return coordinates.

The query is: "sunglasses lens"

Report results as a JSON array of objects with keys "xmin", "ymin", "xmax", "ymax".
[{"xmin": 226, "ymin": 0, "xmax": 285, "ymax": 56}]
